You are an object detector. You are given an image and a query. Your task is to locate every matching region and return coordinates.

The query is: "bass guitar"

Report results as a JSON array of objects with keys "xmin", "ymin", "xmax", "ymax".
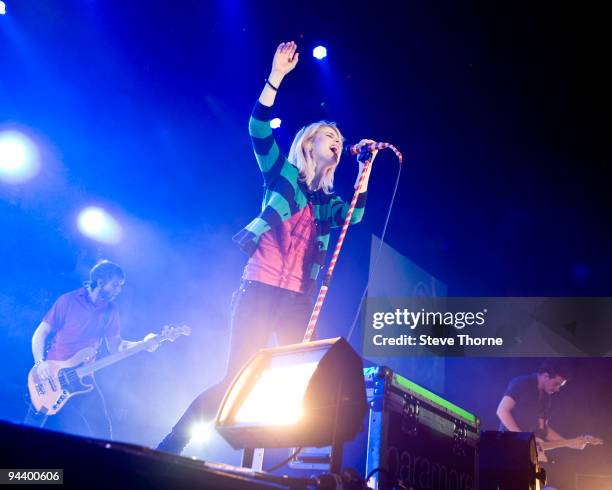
[{"xmin": 28, "ymin": 325, "xmax": 190, "ymax": 415}]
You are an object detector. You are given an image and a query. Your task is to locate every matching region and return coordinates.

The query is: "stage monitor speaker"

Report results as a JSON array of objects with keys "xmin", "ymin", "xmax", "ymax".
[{"xmin": 479, "ymin": 431, "xmax": 546, "ymax": 490}]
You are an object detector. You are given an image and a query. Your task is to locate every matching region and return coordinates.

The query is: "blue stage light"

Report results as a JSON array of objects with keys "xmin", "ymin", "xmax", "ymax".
[
  {"xmin": 77, "ymin": 206, "xmax": 123, "ymax": 245},
  {"xmin": 0, "ymin": 1, "xmax": 6, "ymax": 15},
  {"xmin": 270, "ymin": 118, "xmax": 282, "ymax": 129},
  {"xmin": 312, "ymin": 45, "xmax": 327, "ymax": 60},
  {"xmin": 0, "ymin": 130, "xmax": 40, "ymax": 184}
]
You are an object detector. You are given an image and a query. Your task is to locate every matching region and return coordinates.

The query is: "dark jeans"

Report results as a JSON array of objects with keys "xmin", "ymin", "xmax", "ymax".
[
  {"xmin": 157, "ymin": 280, "xmax": 313, "ymax": 454},
  {"xmin": 24, "ymin": 378, "xmax": 112, "ymax": 440}
]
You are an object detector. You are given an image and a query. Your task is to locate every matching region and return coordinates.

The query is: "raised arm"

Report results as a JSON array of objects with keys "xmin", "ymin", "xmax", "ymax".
[
  {"xmin": 259, "ymin": 41, "xmax": 299, "ymax": 107},
  {"xmin": 250, "ymin": 42, "xmax": 299, "ymax": 184}
]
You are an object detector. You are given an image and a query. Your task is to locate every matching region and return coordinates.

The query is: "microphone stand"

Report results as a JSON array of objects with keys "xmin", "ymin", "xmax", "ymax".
[{"xmin": 302, "ymin": 149, "xmax": 379, "ymax": 343}]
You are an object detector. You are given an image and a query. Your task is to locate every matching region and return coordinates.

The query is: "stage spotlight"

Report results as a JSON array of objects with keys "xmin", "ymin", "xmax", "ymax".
[
  {"xmin": 0, "ymin": 2, "xmax": 5, "ymax": 15},
  {"xmin": 312, "ymin": 45, "xmax": 327, "ymax": 60},
  {"xmin": 77, "ymin": 206, "xmax": 123, "ymax": 245},
  {"xmin": 190, "ymin": 421, "xmax": 214, "ymax": 444},
  {"xmin": 0, "ymin": 130, "xmax": 40, "ymax": 184},
  {"xmin": 269, "ymin": 118, "xmax": 282, "ymax": 129},
  {"xmin": 215, "ymin": 337, "xmax": 367, "ymax": 450}
]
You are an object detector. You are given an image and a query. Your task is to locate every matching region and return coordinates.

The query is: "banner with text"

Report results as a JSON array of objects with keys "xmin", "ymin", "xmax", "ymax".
[{"xmin": 362, "ymin": 297, "xmax": 612, "ymax": 357}]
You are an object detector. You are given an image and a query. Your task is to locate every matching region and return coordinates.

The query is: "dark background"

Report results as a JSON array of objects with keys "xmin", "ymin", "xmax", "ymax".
[{"xmin": 1, "ymin": 0, "xmax": 609, "ymax": 484}]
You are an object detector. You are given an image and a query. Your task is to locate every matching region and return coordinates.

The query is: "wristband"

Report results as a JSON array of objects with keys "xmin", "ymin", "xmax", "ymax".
[
  {"xmin": 265, "ymin": 78, "xmax": 279, "ymax": 91},
  {"xmin": 34, "ymin": 359, "xmax": 44, "ymax": 367}
]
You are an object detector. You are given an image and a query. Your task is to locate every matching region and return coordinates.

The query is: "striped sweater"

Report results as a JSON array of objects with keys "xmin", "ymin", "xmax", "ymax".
[{"xmin": 233, "ymin": 101, "xmax": 367, "ymax": 288}]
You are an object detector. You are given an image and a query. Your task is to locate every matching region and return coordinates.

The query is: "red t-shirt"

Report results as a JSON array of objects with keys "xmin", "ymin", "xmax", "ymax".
[
  {"xmin": 243, "ymin": 202, "xmax": 317, "ymax": 293},
  {"xmin": 44, "ymin": 288, "xmax": 120, "ymax": 361}
]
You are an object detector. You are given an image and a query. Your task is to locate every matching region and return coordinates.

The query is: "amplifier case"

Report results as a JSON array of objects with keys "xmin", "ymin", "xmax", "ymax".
[{"xmin": 364, "ymin": 366, "xmax": 480, "ymax": 490}]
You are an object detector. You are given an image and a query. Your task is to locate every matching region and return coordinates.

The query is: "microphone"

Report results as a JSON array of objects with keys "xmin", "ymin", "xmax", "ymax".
[
  {"xmin": 343, "ymin": 142, "xmax": 376, "ymax": 164},
  {"xmin": 343, "ymin": 140, "xmax": 404, "ymax": 164},
  {"xmin": 343, "ymin": 142, "xmax": 371, "ymax": 157}
]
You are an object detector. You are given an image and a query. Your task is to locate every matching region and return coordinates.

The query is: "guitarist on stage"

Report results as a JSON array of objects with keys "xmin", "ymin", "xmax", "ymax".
[
  {"xmin": 496, "ymin": 359, "xmax": 602, "ymax": 488},
  {"xmin": 497, "ymin": 359, "xmax": 572, "ymax": 443},
  {"xmin": 24, "ymin": 260, "xmax": 156, "ymax": 440}
]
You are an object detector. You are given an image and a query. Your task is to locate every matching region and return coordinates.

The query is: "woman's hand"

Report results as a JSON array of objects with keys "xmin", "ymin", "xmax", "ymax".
[
  {"xmin": 260, "ymin": 42, "xmax": 299, "ymax": 106},
  {"xmin": 270, "ymin": 41, "xmax": 299, "ymax": 81},
  {"xmin": 354, "ymin": 139, "xmax": 377, "ymax": 191},
  {"xmin": 355, "ymin": 138, "xmax": 377, "ymax": 166}
]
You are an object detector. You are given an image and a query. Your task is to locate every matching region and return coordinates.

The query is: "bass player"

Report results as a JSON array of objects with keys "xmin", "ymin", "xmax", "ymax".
[{"xmin": 23, "ymin": 260, "xmax": 156, "ymax": 439}]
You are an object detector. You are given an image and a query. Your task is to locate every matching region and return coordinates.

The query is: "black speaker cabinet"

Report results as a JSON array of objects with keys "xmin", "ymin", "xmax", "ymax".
[{"xmin": 479, "ymin": 431, "xmax": 547, "ymax": 490}]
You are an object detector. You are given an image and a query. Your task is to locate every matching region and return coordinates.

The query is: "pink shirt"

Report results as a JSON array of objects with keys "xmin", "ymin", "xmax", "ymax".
[
  {"xmin": 44, "ymin": 288, "xmax": 120, "ymax": 361},
  {"xmin": 243, "ymin": 202, "xmax": 317, "ymax": 293}
]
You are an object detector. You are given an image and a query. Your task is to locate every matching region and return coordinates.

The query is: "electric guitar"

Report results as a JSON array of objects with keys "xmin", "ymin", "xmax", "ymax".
[
  {"xmin": 27, "ymin": 325, "xmax": 191, "ymax": 415},
  {"xmin": 535, "ymin": 435, "xmax": 603, "ymax": 462}
]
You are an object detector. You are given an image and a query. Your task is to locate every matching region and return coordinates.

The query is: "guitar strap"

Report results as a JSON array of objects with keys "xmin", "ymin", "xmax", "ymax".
[{"xmin": 92, "ymin": 302, "xmax": 115, "ymax": 354}]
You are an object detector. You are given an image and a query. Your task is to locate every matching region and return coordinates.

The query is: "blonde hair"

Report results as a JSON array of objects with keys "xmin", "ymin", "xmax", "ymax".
[{"xmin": 288, "ymin": 121, "xmax": 343, "ymax": 194}]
